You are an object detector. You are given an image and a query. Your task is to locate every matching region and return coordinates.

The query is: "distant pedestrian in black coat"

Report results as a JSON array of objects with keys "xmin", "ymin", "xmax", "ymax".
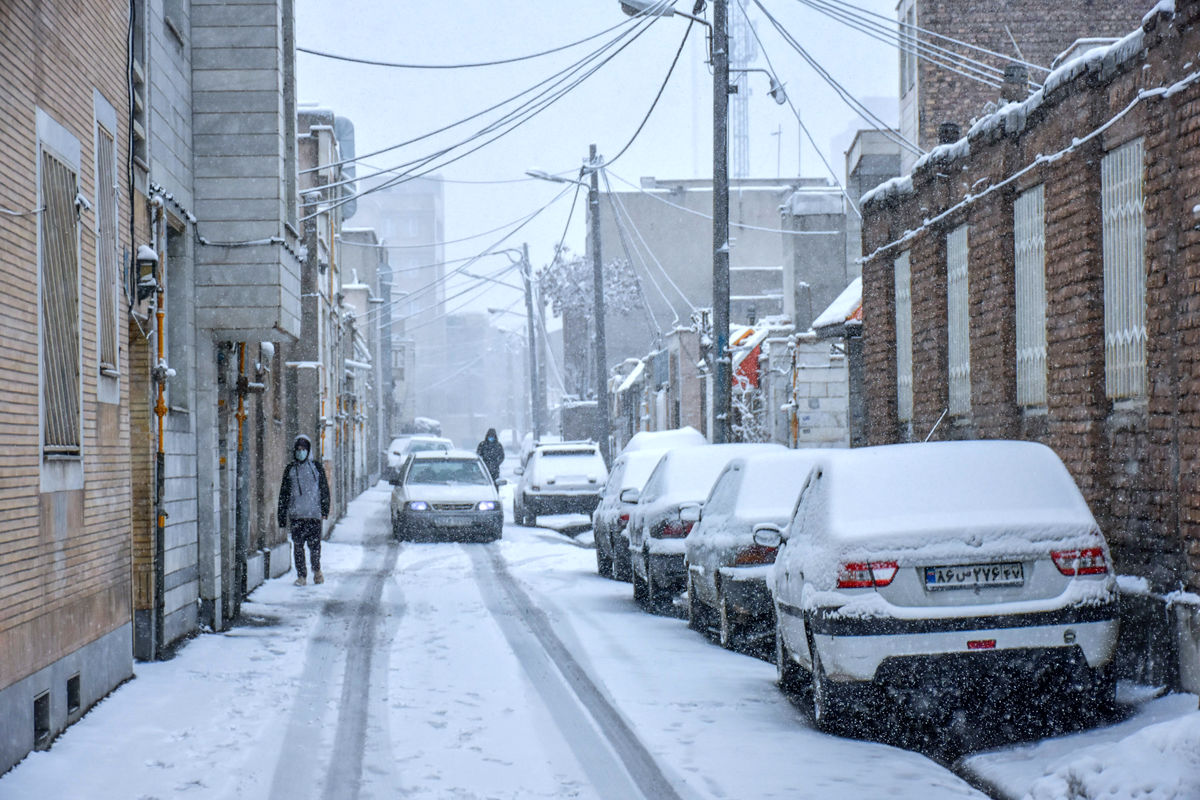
[
  {"xmin": 278, "ymin": 434, "xmax": 331, "ymax": 586},
  {"xmin": 476, "ymin": 428, "xmax": 505, "ymax": 483}
]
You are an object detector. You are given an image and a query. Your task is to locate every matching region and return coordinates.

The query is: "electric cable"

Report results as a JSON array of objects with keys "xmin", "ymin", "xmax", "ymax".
[
  {"xmin": 296, "ymin": 14, "xmax": 640, "ymax": 70},
  {"xmin": 301, "ymin": 15, "xmax": 661, "ymax": 222},
  {"xmin": 299, "ymin": 12, "xmax": 659, "ymax": 180}
]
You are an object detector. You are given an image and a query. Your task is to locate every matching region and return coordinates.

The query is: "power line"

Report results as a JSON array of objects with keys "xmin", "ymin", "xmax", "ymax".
[
  {"xmin": 299, "ymin": 13, "xmax": 658, "ymax": 181},
  {"xmin": 752, "ymin": 0, "xmax": 924, "ymax": 155},
  {"xmin": 300, "ymin": 15, "xmax": 662, "ymax": 222},
  {"xmin": 296, "ymin": 14, "xmax": 640, "ymax": 70}
]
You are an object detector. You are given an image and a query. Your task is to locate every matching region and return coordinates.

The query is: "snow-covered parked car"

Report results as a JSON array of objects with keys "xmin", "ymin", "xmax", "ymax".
[
  {"xmin": 762, "ymin": 441, "xmax": 1119, "ymax": 732},
  {"xmin": 592, "ymin": 448, "xmax": 670, "ymax": 581},
  {"xmin": 629, "ymin": 443, "xmax": 784, "ymax": 611},
  {"xmin": 389, "ymin": 450, "xmax": 503, "ymax": 542},
  {"xmin": 513, "ymin": 441, "xmax": 608, "ymax": 526},
  {"xmin": 684, "ymin": 449, "xmax": 832, "ymax": 650},
  {"xmin": 620, "ymin": 426, "xmax": 706, "ymax": 453}
]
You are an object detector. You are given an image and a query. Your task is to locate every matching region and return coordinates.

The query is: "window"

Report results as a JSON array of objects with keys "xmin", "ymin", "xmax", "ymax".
[
  {"xmin": 947, "ymin": 225, "xmax": 971, "ymax": 416},
  {"xmin": 39, "ymin": 120, "xmax": 83, "ymax": 457},
  {"xmin": 894, "ymin": 252, "xmax": 913, "ymax": 423},
  {"xmin": 1014, "ymin": 185, "xmax": 1047, "ymax": 407},
  {"xmin": 94, "ymin": 92, "xmax": 120, "ymax": 386},
  {"xmin": 899, "ymin": 6, "xmax": 917, "ymax": 94},
  {"xmin": 1101, "ymin": 138, "xmax": 1146, "ymax": 401}
]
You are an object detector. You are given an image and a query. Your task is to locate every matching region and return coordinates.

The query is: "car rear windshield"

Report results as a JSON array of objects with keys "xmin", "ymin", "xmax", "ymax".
[
  {"xmin": 538, "ymin": 451, "xmax": 603, "ymax": 475},
  {"xmin": 407, "ymin": 460, "xmax": 489, "ymax": 486}
]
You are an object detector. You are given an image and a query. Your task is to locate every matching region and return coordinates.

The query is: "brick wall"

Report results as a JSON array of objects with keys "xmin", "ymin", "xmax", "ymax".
[
  {"xmin": 906, "ymin": 0, "xmax": 1150, "ymax": 159},
  {"xmin": 862, "ymin": 2, "xmax": 1200, "ymax": 594}
]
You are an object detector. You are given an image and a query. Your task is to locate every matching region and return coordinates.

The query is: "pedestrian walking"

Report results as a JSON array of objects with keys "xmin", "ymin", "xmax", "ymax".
[
  {"xmin": 476, "ymin": 428, "xmax": 505, "ymax": 484},
  {"xmin": 277, "ymin": 434, "xmax": 331, "ymax": 586}
]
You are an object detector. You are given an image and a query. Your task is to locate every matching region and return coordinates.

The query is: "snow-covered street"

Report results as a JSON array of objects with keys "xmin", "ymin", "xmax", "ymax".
[{"xmin": 1, "ymin": 482, "xmax": 1197, "ymax": 799}]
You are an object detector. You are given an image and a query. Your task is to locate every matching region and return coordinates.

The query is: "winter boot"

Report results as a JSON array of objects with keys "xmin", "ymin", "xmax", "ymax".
[
  {"xmin": 294, "ymin": 576, "xmax": 306, "ymax": 586},
  {"xmin": 313, "ymin": 571, "xmax": 324, "ymax": 585}
]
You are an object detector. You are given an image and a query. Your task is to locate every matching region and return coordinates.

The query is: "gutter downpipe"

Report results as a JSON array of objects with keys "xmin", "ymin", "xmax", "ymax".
[
  {"xmin": 234, "ymin": 342, "xmax": 249, "ymax": 618},
  {"xmin": 150, "ymin": 200, "xmax": 167, "ymax": 659}
]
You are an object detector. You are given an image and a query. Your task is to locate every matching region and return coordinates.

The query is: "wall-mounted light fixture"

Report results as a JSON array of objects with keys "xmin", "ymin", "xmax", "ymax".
[{"xmin": 136, "ymin": 244, "xmax": 159, "ymax": 302}]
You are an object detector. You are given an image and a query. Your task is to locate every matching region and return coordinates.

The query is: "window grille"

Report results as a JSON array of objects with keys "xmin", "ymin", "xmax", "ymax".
[
  {"xmin": 40, "ymin": 150, "xmax": 82, "ymax": 455},
  {"xmin": 1014, "ymin": 185, "xmax": 1047, "ymax": 406},
  {"xmin": 894, "ymin": 251, "xmax": 913, "ymax": 423},
  {"xmin": 947, "ymin": 225, "xmax": 971, "ymax": 416},
  {"xmin": 95, "ymin": 125, "xmax": 119, "ymax": 374},
  {"xmin": 1101, "ymin": 139, "xmax": 1146, "ymax": 400}
]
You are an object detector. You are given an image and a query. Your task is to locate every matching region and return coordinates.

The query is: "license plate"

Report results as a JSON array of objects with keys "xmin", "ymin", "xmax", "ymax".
[
  {"xmin": 924, "ymin": 562, "xmax": 1024, "ymax": 590},
  {"xmin": 436, "ymin": 516, "xmax": 472, "ymax": 527}
]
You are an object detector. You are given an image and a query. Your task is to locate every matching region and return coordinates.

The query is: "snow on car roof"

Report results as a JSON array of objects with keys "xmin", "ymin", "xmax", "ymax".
[
  {"xmin": 621, "ymin": 426, "xmax": 706, "ymax": 453},
  {"xmin": 408, "ymin": 449, "xmax": 480, "ymax": 461},
  {"xmin": 821, "ymin": 441, "xmax": 1097, "ymax": 541},
  {"xmin": 733, "ymin": 449, "xmax": 832, "ymax": 519},
  {"xmin": 618, "ymin": 449, "xmax": 670, "ymax": 490},
  {"xmin": 654, "ymin": 443, "xmax": 784, "ymax": 503}
]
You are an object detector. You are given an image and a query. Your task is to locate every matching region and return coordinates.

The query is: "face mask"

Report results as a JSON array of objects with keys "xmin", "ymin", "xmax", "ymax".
[{"xmin": 295, "ymin": 448, "xmax": 309, "ymax": 462}]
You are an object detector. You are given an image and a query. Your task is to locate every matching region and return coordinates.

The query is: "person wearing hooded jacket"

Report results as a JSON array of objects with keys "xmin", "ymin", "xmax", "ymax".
[
  {"xmin": 476, "ymin": 428, "xmax": 505, "ymax": 484},
  {"xmin": 277, "ymin": 434, "xmax": 331, "ymax": 586}
]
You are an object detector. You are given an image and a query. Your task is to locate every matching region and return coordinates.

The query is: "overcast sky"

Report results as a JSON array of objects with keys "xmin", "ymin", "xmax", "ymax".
[{"xmin": 295, "ymin": 0, "xmax": 898, "ymax": 326}]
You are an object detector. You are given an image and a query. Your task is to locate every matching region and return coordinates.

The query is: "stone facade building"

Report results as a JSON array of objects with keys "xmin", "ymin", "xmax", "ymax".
[{"xmin": 861, "ymin": 2, "xmax": 1200, "ymax": 691}]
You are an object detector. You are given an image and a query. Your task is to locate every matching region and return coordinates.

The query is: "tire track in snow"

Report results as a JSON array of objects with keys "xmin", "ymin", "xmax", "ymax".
[
  {"xmin": 268, "ymin": 520, "xmax": 402, "ymax": 800},
  {"xmin": 469, "ymin": 546, "xmax": 686, "ymax": 800}
]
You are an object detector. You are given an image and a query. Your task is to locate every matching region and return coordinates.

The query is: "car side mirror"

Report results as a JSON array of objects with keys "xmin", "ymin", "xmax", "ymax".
[
  {"xmin": 752, "ymin": 523, "xmax": 783, "ymax": 548},
  {"xmin": 679, "ymin": 503, "xmax": 701, "ymax": 523},
  {"xmin": 496, "ymin": 478, "xmax": 508, "ymax": 486},
  {"xmin": 514, "ymin": 466, "xmax": 524, "ymax": 476},
  {"xmin": 619, "ymin": 488, "xmax": 640, "ymax": 504}
]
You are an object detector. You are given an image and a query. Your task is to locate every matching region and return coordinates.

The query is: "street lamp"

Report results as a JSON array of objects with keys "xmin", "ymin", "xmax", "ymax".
[{"xmin": 525, "ymin": 147, "xmax": 612, "ymax": 465}]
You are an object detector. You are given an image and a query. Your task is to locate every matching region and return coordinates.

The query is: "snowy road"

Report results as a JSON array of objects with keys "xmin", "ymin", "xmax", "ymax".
[{"xmin": 0, "ymin": 483, "xmax": 993, "ymax": 798}]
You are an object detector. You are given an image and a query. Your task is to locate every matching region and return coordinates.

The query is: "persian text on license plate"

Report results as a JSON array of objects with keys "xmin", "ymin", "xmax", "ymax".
[
  {"xmin": 436, "ymin": 516, "xmax": 472, "ymax": 527},
  {"xmin": 924, "ymin": 562, "xmax": 1024, "ymax": 590}
]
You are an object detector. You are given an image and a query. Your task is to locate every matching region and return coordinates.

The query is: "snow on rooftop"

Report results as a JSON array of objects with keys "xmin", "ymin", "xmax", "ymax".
[
  {"xmin": 812, "ymin": 277, "xmax": 862, "ymax": 332},
  {"xmin": 860, "ymin": 174, "xmax": 914, "ymax": 208},
  {"xmin": 617, "ymin": 360, "xmax": 645, "ymax": 393}
]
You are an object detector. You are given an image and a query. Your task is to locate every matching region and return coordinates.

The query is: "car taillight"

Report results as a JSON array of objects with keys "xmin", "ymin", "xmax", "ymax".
[
  {"xmin": 1051, "ymin": 547, "xmax": 1108, "ymax": 576},
  {"xmin": 657, "ymin": 519, "xmax": 694, "ymax": 538},
  {"xmin": 617, "ymin": 513, "xmax": 630, "ymax": 531},
  {"xmin": 837, "ymin": 561, "xmax": 899, "ymax": 588},
  {"xmin": 733, "ymin": 543, "xmax": 778, "ymax": 566}
]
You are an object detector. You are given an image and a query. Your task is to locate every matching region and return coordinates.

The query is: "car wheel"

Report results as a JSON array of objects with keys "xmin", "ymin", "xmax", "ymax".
[
  {"xmin": 632, "ymin": 558, "xmax": 649, "ymax": 608},
  {"xmin": 776, "ymin": 620, "xmax": 804, "ymax": 693},
  {"xmin": 595, "ymin": 531, "xmax": 613, "ymax": 577},
  {"xmin": 810, "ymin": 643, "xmax": 838, "ymax": 732},
  {"xmin": 686, "ymin": 572, "xmax": 706, "ymax": 633},
  {"xmin": 612, "ymin": 544, "xmax": 632, "ymax": 582},
  {"xmin": 645, "ymin": 552, "xmax": 668, "ymax": 613},
  {"xmin": 717, "ymin": 589, "xmax": 742, "ymax": 651}
]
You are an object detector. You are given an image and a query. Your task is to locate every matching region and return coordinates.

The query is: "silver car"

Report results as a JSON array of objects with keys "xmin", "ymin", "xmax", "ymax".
[
  {"xmin": 763, "ymin": 441, "xmax": 1119, "ymax": 732},
  {"xmin": 390, "ymin": 451, "xmax": 503, "ymax": 543},
  {"xmin": 684, "ymin": 449, "xmax": 830, "ymax": 650},
  {"xmin": 592, "ymin": 449, "xmax": 670, "ymax": 582},
  {"xmin": 513, "ymin": 442, "xmax": 607, "ymax": 526}
]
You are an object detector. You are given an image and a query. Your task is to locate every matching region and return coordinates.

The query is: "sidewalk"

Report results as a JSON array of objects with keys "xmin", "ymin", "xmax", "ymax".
[{"xmin": 960, "ymin": 687, "xmax": 1200, "ymax": 800}]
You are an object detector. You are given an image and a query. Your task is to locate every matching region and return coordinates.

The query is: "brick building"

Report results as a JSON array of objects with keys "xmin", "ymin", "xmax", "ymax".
[
  {"xmin": 861, "ymin": 2, "xmax": 1200, "ymax": 691},
  {"xmin": 0, "ymin": 0, "xmax": 134, "ymax": 774},
  {"xmin": 897, "ymin": 0, "xmax": 1152, "ymax": 171}
]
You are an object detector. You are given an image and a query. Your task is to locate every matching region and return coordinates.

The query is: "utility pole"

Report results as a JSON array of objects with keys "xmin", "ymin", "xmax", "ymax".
[
  {"xmin": 588, "ymin": 144, "xmax": 611, "ymax": 464},
  {"xmin": 712, "ymin": 0, "xmax": 732, "ymax": 444},
  {"xmin": 520, "ymin": 242, "xmax": 543, "ymax": 438}
]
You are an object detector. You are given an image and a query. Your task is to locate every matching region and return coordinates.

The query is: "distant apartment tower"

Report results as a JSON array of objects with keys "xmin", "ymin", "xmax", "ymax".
[
  {"xmin": 351, "ymin": 176, "xmax": 445, "ymax": 431},
  {"xmin": 896, "ymin": 0, "xmax": 1151, "ymax": 172}
]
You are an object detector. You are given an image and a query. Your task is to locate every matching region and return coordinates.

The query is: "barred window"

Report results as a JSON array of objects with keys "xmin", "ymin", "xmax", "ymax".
[
  {"xmin": 894, "ymin": 251, "xmax": 913, "ymax": 423},
  {"xmin": 947, "ymin": 224, "xmax": 971, "ymax": 416},
  {"xmin": 1101, "ymin": 139, "xmax": 1146, "ymax": 400},
  {"xmin": 1014, "ymin": 185, "xmax": 1047, "ymax": 407},
  {"xmin": 95, "ymin": 112, "xmax": 119, "ymax": 376},
  {"xmin": 40, "ymin": 149, "xmax": 82, "ymax": 455}
]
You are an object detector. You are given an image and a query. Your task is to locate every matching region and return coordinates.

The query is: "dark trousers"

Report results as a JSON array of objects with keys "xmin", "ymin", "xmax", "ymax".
[{"xmin": 291, "ymin": 518, "xmax": 322, "ymax": 578}]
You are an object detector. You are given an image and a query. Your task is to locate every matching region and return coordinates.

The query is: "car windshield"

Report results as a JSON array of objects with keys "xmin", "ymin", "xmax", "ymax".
[{"xmin": 406, "ymin": 460, "xmax": 489, "ymax": 486}]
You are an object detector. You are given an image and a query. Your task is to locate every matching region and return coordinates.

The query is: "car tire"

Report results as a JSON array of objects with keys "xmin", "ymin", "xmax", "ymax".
[
  {"xmin": 686, "ymin": 572, "xmax": 706, "ymax": 633},
  {"xmin": 809, "ymin": 643, "xmax": 839, "ymax": 732},
  {"xmin": 645, "ymin": 551, "xmax": 669, "ymax": 613},
  {"xmin": 775, "ymin": 621, "xmax": 805, "ymax": 694},
  {"xmin": 717, "ymin": 589, "xmax": 742, "ymax": 651},
  {"xmin": 632, "ymin": 559, "xmax": 649, "ymax": 608},
  {"xmin": 612, "ymin": 544, "xmax": 632, "ymax": 583},
  {"xmin": 595, "ymin": 535, "xmax": 613, "ymax": 578}
]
